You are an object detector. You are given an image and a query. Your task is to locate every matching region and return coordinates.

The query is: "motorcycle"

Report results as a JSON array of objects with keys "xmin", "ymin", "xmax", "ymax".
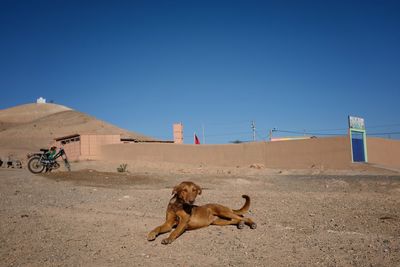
[{"xmin": 27, "ymin": 148, "xmax": 71, "ymax": 173}]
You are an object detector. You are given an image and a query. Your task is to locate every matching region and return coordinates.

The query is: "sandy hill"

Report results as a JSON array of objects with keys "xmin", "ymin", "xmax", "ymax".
[
  {"xmin": 0, "ymin": 103, "xmax": 70, "ymax": 123},
  {"xmin": 0, "ymin": 103, "xmax": 71, "ymax": 131},
  {"xmin": 0, "ymin": 103, "xmax": 153, "ymax": 158}
]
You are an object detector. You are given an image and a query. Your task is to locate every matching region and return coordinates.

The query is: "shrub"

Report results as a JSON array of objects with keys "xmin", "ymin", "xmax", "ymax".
[{"xmin": 117, "ymin": 163, "xmax": 128, "ymax": 173}]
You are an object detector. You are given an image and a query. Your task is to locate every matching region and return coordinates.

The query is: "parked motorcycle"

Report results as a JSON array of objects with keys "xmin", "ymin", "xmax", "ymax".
[{"xmin": 27, "ymin": 148, "xmax": 71, "ymax": 173}]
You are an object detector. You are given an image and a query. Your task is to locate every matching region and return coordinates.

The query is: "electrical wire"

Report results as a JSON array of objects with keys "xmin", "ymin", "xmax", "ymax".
[
  {"xmin": 275, "ymin": 129, "xmax": 347, "ymax": 136},
  {"xmin": 182, "ymin": 121, "xmax": 400, "ymax": 143},
  {"xmin": 365, "ymin": 123, "xmax": 400, "ymax": 129},
  {"xmin": 367, "ymin": 132, "xmax": 400, "ymax": 136}
]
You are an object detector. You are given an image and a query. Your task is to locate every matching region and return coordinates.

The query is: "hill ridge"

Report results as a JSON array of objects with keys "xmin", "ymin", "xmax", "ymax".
[
  {"xmin": 0, "ymin": 103, "xmax": 153, "ymax": 156},
  {"xmin": 0, "ymin": 103, "xmax": 71, "ymax": 124}
]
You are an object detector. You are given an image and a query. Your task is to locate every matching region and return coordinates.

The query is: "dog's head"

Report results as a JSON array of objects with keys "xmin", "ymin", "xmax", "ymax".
[{"xmin": 172, "ymin": 181, "xmax": 202, "ymax": 204}]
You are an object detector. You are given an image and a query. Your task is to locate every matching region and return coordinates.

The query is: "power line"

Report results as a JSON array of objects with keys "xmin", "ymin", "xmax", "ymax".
[
  {"xmin": 187, "ymin": 131, "xmax": 251, "ymax": 138},
  {"xmin": 367, "ymin": 131, "xmax": 400, "ymax": 136},
  {"xmin": 256, "ymin": 131, "xmax": 266, "ymax": 141},
  {"xmin": 270, "ymin": 123, "xmax": 400, "ymax": 134},
  {"xmin": 203, "ymin": 120, "xmax": 251, "ymax": 127},
  {"xmin": 275, "ymin": 129, "xmax": 347, "ymax": 136},
  {"xmin": 365, "ymin": 123, "xmax": 400, "ymax": 129},
  {"xmin": 183, "ymin": 120, "xmax": 400, "ymax": 143},
  {"xmin": 303, "ymin": 127, "xmax": 348, "ymax": 132}
]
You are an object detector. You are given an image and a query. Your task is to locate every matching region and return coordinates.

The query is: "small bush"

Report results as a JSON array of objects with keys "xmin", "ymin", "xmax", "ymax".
[{"xmin": 117, "ymin": 163, "xmax": 128, "ymax": 173}]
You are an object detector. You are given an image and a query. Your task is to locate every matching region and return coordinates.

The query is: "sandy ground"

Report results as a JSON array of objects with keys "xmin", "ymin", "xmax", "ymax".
[{"xmin": 1, "ymin": 162, "xmax": 400, "ymax": 267}]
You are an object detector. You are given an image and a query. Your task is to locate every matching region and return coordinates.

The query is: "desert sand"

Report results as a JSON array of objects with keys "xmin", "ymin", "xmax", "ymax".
[
  {"xmin": 1, "ymin": 103, "xmax": 399, "ymax": 266},
  {"xmin": 1, "ymin": 162, "xmax": 399, "ymax": 266}
]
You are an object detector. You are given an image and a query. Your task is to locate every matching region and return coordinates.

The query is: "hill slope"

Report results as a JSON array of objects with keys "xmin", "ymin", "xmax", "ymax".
[
  {"xmin": 0, "ymin": 103, "xmax": 153, "ymax": 157},
  {"xmin": 0, "ymin": 103, "xmax": 71, "ymax": 126}
]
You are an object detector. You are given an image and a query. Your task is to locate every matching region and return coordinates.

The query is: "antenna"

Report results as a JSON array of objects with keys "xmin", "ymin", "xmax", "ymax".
[{"xmin": 251, "ymin": 121, "xmax": 256, "ymax": 141}]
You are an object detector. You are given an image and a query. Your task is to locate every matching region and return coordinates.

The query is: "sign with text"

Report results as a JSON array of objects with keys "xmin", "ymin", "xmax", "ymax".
[{"xmin": 348, "ymin": 116, "xmax": 365, "ymax": 130}]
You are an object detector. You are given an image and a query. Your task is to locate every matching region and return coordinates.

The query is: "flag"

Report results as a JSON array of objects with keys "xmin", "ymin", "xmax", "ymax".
[{"xmin": 194, "ymin": 133, "xmax": 200, "ymax": 144}]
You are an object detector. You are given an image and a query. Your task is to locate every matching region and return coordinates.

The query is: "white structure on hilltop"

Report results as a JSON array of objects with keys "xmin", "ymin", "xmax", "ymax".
[{"xmin": 37, "ymin": 97, "xmax": 46, "ymax": 104}]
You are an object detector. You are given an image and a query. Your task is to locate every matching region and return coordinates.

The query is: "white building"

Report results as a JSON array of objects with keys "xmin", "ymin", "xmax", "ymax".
[{"xmin": 36, "ymin": 97, "xmax": 46, "ymax": 104}]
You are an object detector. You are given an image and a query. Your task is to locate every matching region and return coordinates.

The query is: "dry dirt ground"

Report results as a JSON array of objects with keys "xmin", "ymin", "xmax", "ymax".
[{"xmin": 1, "ymin": 164, "xmax": 400, "ymax": 266}]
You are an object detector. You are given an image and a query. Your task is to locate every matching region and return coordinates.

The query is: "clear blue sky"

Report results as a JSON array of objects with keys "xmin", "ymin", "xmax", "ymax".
[{"xmin": 1, "ymin": 0, "xmax": 399, "ymax": 143}]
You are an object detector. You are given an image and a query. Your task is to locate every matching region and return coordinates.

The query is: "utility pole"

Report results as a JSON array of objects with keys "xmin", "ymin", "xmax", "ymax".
[
  {"xmin": 251, "ymin": 121, "xmax": 256, "ymax": 141},
  {"xmin": 269, "ymin": 128, "xmax": 277, "ymax": 141},
  {"xmin": 202, "ymin": 124, "xmax": 205, "ymax": 144}
]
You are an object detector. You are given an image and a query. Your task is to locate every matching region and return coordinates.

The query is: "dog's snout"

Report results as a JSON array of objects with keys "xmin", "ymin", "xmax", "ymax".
[{"xmin": 183, "ymin": 193, "xmax": 196, "ymax": 204}]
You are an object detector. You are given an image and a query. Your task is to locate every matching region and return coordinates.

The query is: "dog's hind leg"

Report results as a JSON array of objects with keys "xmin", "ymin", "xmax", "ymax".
[
  {"xmin": 213, "ymin": 206, "xmax": 257, "ymax": 229},
  {"xmin": 244, "ymin": 217, "xmax": 257, "ymax": 229},
  {"xmin": 212, "ymin": 218, "xmax": 241, "ymax": 225},
  {"xmin": 211, "ymin": 218, "xmax": 244, "ymax": 228},
  {"xmin": 212, "ymin": 217, "xmax": 257, "ymax": 229}
]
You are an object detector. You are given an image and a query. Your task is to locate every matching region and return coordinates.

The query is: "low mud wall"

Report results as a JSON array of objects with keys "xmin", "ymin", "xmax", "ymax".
[
  {"xmin": 100, "ymin": 137, "xmax": 356, "ymax": 169},
  {"xmin": 368, "ymin": 138, "xmax": 400, "ymax": 169}
]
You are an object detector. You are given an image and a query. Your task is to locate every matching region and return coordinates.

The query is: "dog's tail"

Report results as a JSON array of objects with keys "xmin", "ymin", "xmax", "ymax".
[{"xmin": 233, "ymin": 195, "xmax": 251, "ymax": 215}]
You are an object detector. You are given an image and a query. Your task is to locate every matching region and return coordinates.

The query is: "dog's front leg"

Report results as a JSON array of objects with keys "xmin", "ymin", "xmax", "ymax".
[
  {"xmin": 148, "ymin": 212, "xmax": 176, "ymax": 241},
  {"xmin": 147, "ymin": 222, "xmax": 174, "ymax": 241},
  {"xmin": 161, "ymin": 212, "xmax": 189, "ymax": 245}
]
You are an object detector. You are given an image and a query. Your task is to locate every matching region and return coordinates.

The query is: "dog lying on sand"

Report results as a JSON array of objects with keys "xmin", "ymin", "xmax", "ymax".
[{"xmin": 147, "ymin": 181, "xmax": 257, "ymax": 244}]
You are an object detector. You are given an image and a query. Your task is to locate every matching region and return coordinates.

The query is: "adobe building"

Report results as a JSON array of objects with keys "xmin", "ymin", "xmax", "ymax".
[
  {"xmin": 53, "ymin": 134, "xmax": 122, "ymax": 161},
  {"xmin": 53, "ymin": 123, "xmax": 183, "ymax": 161},
  {"xmin": 54, "ymin": 133, "xmax": 173, "ymax": 161}
]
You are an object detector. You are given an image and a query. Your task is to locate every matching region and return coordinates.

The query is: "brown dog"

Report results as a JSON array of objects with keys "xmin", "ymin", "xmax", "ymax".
[{"xmin": 147, "ymin": 181, "xmax": 257, "ymax": 244}]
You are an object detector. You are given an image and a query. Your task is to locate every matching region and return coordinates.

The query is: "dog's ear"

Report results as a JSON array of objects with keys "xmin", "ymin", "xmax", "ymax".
[
  {"xmin": 195, "ymin": 184, "xmax": 202, "ymax": 195},
  {"xmin": 172, "ymin": 184, "xmax": 181, "ymax": 195}
]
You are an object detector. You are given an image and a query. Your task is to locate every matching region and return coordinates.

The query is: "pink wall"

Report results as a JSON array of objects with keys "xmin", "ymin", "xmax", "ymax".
[
  {"xmin": 55, "ymin": 134, "xmax": 121, "ymax": 161},
  {"xmin": 367, "ymin": 137, "xmax": 400, "ymax": 169},
  {"xmin": 80, "ymin": 134, "xmax": 120, "ymax": 160},
  {"xmin": 62, "ymin": 141, "xmax": 81, "ymax": 161},
  {"xmin": 99, "ymin": 137, "xmax": 356, "ymax": 169},
  {"xmin": 54, "ymin": 134, "xmax": 399, "ymax": 170},
  {"xmin": 54, "ymin": 136, "xmax": 80, "ymax": 161}
]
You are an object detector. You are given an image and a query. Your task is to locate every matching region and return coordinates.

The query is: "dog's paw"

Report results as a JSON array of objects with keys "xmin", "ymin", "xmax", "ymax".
[
  {"xmin": 237, "ymin": 221, "xmax": 245, "ymax": 229},
  {"xmin": 161, "ymin": 238, "xmax": 173, "ymax": 245},
  {"xmin": 147, "ymin": 232, "xmax": 157, "ymax": 241},
  {"xmin": 250, "ymin": 222, "xmax": 257, "ymax": 229}
]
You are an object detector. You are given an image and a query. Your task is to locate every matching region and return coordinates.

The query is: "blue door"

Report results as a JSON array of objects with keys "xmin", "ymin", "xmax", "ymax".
[{"xmin": 351, "ymin": 131, "xmax": 365, "ymax": 162}]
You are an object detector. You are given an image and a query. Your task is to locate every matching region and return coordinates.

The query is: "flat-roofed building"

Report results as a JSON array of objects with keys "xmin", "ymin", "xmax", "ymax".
[{"xmin": 53, "ymin": 134, "xmax": 121, "ymax": 161}]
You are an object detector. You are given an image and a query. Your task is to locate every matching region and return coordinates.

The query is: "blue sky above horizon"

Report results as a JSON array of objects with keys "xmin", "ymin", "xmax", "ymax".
[{"xmin": 1, "ymin": 0, "xmax": 400, "ymax": 143}]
